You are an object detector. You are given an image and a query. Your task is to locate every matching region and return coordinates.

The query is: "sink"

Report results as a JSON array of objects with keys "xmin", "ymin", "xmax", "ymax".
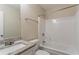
[{"xmin": 0, "ymin": 43, "xmax": 26, "ymax": 55}]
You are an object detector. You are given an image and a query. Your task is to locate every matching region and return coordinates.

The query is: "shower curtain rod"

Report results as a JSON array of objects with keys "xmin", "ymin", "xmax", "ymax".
[
  {"xmin": 53, "ymin": 4, "xmax": 78, "ymax": 13},
  {"xmin": 25, "ymin": 18, "xmax": 38, "ymax": 23}
]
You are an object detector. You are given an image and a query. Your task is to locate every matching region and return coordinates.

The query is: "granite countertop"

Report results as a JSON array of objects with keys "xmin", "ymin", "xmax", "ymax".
[
  {"xmin": 0, "ymin": 40, "xmax": 37, "ymax": 55},
  {"xmin": 10, "ymin": 41, "xmax": 36, "ymax": 55}
]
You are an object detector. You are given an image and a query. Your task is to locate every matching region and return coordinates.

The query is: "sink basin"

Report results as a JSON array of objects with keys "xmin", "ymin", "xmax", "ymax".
[{"xmin": 0, "ymin": 43, "xmax": 26, "ymax": 55}]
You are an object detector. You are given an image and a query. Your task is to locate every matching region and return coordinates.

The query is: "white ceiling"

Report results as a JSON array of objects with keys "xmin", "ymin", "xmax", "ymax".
[
  {"xmin": 8, "ymin": 4, "xmax": 76, "ymax": 12},
  {"xmin": 39, "ymin": 4, "xmax": 75, "ymax": 11}
]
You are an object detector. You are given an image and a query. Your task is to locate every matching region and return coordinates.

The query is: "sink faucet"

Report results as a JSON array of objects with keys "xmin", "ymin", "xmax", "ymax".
[{"xmin": 4, "ymin": 41, "xmax": 14, "ymax": 46}]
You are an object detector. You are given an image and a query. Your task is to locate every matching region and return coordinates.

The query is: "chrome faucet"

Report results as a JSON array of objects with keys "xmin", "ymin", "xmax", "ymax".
[{"xmin": 4, "ymin": 41, "xmax": 14, "ymax": 46}]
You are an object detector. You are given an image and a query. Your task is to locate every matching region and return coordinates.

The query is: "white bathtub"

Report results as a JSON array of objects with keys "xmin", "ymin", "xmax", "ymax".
[{"xmin": 39, "ymin": 44, "xmax": 69, "ymax": 55}]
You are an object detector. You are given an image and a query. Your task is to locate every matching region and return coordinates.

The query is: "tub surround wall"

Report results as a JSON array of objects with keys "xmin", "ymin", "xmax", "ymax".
[
  {"xmin": 45, "ymin": 16, "xmax": 77, "ymax": 54},
  {"xmin": 75, "ymin": 6, "xmax": 79, "ymax": 52}
]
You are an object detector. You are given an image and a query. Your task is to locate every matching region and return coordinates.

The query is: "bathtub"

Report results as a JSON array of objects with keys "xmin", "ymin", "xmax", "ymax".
[{"xmin": 36, "ymin": 44, "xmax": 69, "ymax": 55}]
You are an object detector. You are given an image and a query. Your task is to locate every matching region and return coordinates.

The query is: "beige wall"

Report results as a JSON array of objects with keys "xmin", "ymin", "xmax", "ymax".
[
  {"xmin": 0, "ymin": 4, "xmax": 20, "ymax": 39},
  {"xmin": 21, "ymin": 4, "xmax": 45, "ymax": 41}
]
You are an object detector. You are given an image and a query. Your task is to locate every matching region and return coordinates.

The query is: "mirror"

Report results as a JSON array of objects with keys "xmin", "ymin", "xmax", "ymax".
[
  {"xmin": 2, "ymin": 4, "xmax": 20, "ymax": 40},
  {"xmin": 0, "ymin": 4, "xmax": 38, "ymax": 42}
]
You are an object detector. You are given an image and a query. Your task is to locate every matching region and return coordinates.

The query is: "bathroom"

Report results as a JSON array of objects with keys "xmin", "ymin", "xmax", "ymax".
[{"xmin": 0, "ymin": 4, "xmax": 79, "ymax": 55}]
